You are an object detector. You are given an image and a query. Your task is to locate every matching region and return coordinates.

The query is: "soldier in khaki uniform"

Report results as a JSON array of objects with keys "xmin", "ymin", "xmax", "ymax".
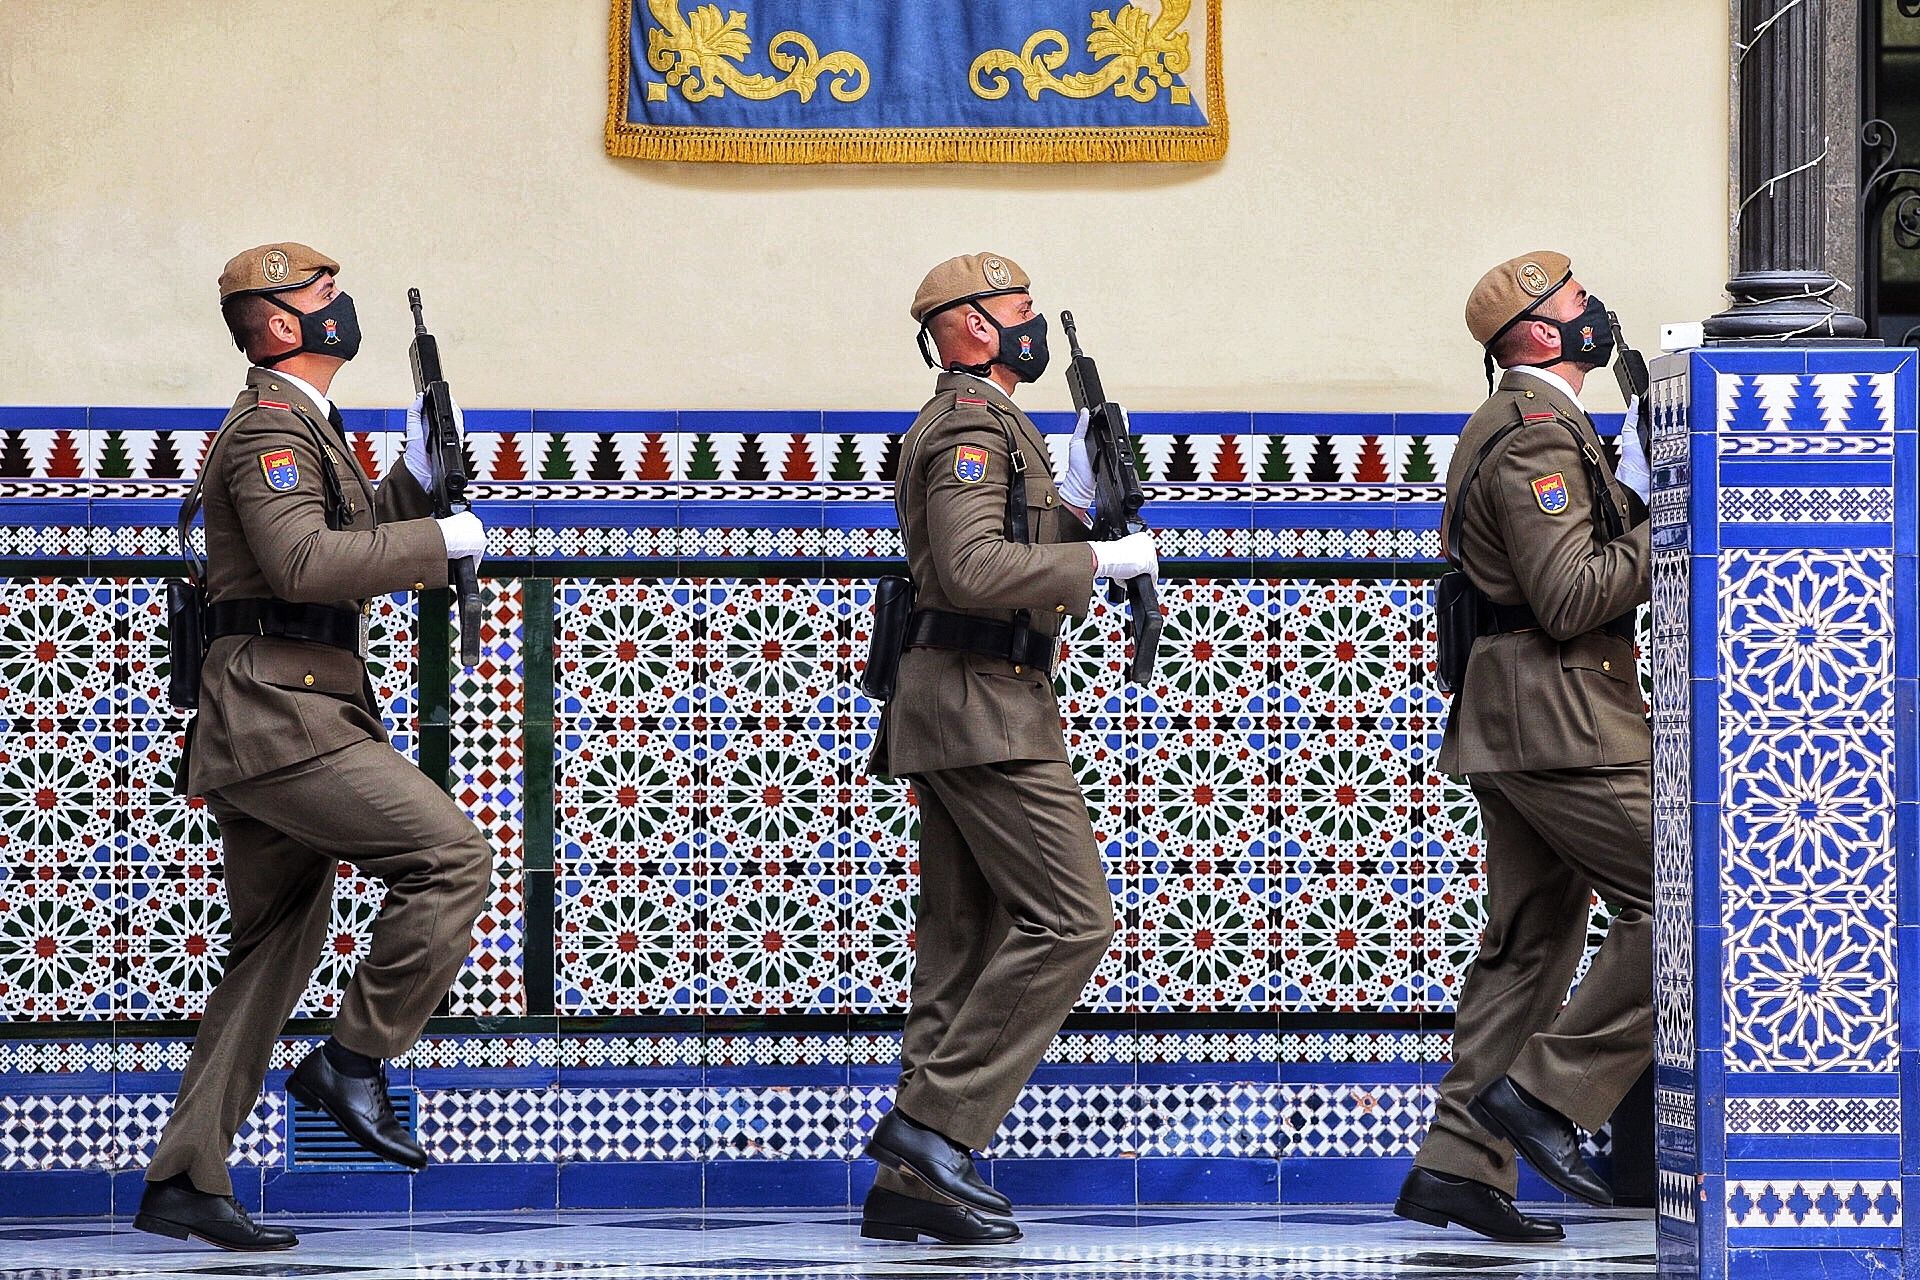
[
  {"xmin": 1395, "ymin": 252, "xmax": 1654, "ymax": 1243},
  {"xmin": 135, "ymin": 244, "xmax": 494, "ymax": 1252},
  {"xmin": 860, "ymin": 254, "xmax": 1158, "ymax": 1245}
]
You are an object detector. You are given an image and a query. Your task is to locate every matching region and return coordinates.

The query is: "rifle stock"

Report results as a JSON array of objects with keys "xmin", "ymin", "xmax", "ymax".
[
  {"xmin": 1061, "ymin": 310, "xmax": 1162, "ymax": 684},
  {"xmin": 408, "ymin": 288, "xmax": 481, "ymax": 668}
]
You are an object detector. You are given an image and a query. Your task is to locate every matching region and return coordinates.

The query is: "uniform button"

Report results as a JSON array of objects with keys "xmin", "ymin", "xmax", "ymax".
[
  {"xmin": 1525, "ymin": 390, "xmax": 1536, "ymax": 399},
  {"xmin": 1603, "ymin": 660, "xmax": 1612, "ymax": 672},
  {"xmin": 303, "ymin": 673, "xmax": 315, "ymax": 687},
  {"xmin": 1013, "ymin": 665, "xmax": 1023, "ymax": 674},
  {"xmin": 1055, "ymin": 603, "xmax": 1066, "ymax": 614},
  {"xmin": 414, "ymin": 582, "xmax": 426, "ymax": 591},
  {"xmin": 1045, "ymin": 492, "xmax": 1055, "ymax": 507}
]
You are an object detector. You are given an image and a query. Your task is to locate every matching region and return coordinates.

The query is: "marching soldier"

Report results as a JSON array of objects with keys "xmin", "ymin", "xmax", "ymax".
[
  {"xmin": 1395, "ymin": 252, "xmax": 1654, "ymax": 1242},
  {"xmin": 860, "ymin": 253, "xmax": 1158, "ymax": 1244},
  {"xmin": 135, "ymin": 244, "xmax": 493, "ymax": 1251}
]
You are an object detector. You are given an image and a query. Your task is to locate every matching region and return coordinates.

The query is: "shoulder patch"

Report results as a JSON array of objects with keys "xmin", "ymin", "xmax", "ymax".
[
  {"xmin": 1522, "ymin": 412, "xmax": 1556, "ymax": 423},
  {"xmin": 260, "ymin": 449, "xmax": 300, "ymax": 493},
  {"xmin": 258, "ymin": 399, "xmax": 292, "ymax": 411},
  {"xmin": 954, "ymin": 444, "xmax": 989, "ymax": 484},
  {"xmin": 1532, "ymin": 472, "xmax": 1569, "ymax": 515}
]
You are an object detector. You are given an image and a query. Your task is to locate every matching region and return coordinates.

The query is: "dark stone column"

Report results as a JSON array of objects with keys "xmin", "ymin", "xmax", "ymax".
[
  {"xmin": 1823, "ymin": 0, "xmax": 1861, "ymax": 300},
  {"xmin": 1705, "ymin": 0, "xmax": 1868, "ymax": 340}
]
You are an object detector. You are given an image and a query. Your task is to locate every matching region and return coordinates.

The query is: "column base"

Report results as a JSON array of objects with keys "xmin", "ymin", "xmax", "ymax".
[{"xmin": 1702, "ymin": 271, "xmax": 1870, "ymax": 343}]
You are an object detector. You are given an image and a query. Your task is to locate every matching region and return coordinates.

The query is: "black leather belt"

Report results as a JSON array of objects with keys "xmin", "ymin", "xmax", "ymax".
[
  {"xmin": 907, "ymin": 609, "xmax": 1055, "ymax": 676},
  {"xmin": 207, "ymin": 598, "xmax": 363, "ymax": 655},
  {"xmin": 1487, "ymin": 599, "xmax": 1635, "ymax": 642},
  {"xmin": 1487, "ymin": 601, "xmax": 1539, "ymax": 633}
]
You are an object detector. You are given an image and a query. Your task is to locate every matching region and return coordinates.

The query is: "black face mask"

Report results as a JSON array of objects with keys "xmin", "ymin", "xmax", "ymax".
[
  {"xmin": 1543, "ymin": 295, "xmax": 1616, "ymax": 371},
  {"xmin": 260, "ymin": 290, "xmax": 362, "ymax": 364},
  {"xmin": 974, "ymin": 303, "xmax": 1049, "ymax": 382}
]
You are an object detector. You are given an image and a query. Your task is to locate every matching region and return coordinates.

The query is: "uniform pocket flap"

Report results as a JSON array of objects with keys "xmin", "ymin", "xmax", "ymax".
[
  {"xmin": 248, "ymin": 638, "xmax": 365, "ymax": 695},
  {"xmin": 1559, "ymin": 633, "xmax": 1631, "ymax": 682}
]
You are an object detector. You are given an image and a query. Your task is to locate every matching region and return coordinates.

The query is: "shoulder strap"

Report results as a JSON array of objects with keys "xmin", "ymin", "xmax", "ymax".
[
  {"xmin": 893, "ymin": 401, "xmax": 960, "ymax": 539},
  {"xmin": 1553, "ymin": 418, "xmax": 1625, "ymax": 541},
  {"xmin": 176, "ymin": 402, "xmax": 262, "ymax": 585},
  {"xmin": 176, "ymin": 401, "xmax": 351, "ymax": 585},
  {"xmin": 1446, "ymin": 413, "xmax": 1627, "ymax": 568},
  {"xmin": 892, "ymin": 399, "xmax": 1030, "ymax": 547},
  {"xmin": 1001, "ymin": 416, "xmax": 1028, "ymax": 545},
  {"xmin": 1445, "ymin": 418, "xmax": 1526, "ymax": 568}
]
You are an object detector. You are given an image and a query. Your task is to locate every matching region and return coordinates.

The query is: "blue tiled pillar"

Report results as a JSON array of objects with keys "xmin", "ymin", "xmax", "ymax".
[{"xmin": 1651, "ymin": 345, "xmax": 1918, "ymax": 1279}]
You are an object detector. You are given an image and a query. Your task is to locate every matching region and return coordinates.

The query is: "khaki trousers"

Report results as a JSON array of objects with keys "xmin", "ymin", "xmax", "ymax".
[
  {"xmin": 876, "ymin": 758, "xmax": 1113, "ymax": 1201},
  {"xmin": 1415, "ymin": 762, "xmax": 1653, "ymax": 1194},
  {"xmin": 146, "ymin": 737, "xmax": 492, "ymax": 1196}
]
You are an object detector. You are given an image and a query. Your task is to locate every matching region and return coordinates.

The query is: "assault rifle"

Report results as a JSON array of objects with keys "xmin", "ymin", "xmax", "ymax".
[
  {"xmin": 1061, "ymin": 310, "xmax": 1162, "ymax": 684},
  {"xmin": 1609, "ymin": 309, "xmax": 1653, "ymax": 461},
  {"xmin": 408, "ymin": 288, "xmax": 481, "ymax": 668}
]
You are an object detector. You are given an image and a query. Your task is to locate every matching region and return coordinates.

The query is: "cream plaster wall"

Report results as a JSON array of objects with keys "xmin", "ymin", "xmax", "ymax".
[{"xmin": 0, "ymin": 0, "xmax": 1730, "ymax": 413}]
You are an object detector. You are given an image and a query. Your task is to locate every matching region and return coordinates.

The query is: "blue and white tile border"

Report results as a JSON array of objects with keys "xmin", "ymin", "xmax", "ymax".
[{"xmin": 1652, "ymin": 346, "xmax": 1919, "ymax": 1279}]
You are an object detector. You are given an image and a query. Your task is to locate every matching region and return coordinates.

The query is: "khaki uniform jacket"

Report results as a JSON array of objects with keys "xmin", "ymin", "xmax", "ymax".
[
  {"xmin": 1437, "ymin": 369, "xmax": 1651, "ymax": 776},
  {"xmin": 185, "ymin": 367, "xmax": 449, "ymax": 795},
  {"xmin": 873, "ymin": 372, "xmax": 1098, "ymax": 777}
]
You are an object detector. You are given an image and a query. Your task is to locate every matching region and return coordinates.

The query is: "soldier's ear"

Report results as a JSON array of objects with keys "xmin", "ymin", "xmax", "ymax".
[
  {"xmin": 265, "ymin": 309, "xmax": 300, "ymax": 349},
  {"xmin": 1538, "ymin": 318, "xmax": 1566, "ymax": 360}
]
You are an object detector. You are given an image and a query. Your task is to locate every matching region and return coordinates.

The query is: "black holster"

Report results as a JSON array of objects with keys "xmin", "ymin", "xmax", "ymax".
[
  {"xmin": 861, "ymin": 576, "xmax": 916, "ymax": 702},
  {"xmin": 1434, "ymin": 571, "xmax": 1485, "ymax": 695},
  {"xmin": 1435, "ymin": 573, "xmax": 1543, "ymax": 694},
  {"xmin": 1435, "ymin": 571, "xmax": 1633, "ymax": 694},
  {"xmin": 166, "ymin": 579, "xmax": 209, "ymax": 710}
]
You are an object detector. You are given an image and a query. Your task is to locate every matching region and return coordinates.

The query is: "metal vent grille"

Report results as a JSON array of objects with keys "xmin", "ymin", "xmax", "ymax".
[{"xmin": 287, "ymin": 1088, "xmax": 417, "ymax": 1167}]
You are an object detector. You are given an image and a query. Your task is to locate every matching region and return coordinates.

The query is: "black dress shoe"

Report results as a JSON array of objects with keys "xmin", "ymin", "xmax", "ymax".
[
  {"xmin": 287, "ymin": 1046, "xmax": 427, "ymax": 1170},
  {"xmin": 133, "ymin": 1180, "xmax": 298, "ymax": 1251},
  {"xmin": 1469, "ymin": 1076, "xmax": 1613, "ymax": 1207},
  {"xmin": 1393, "ymin": 1167, "xmax": 1564, "ymax": 1243},
  {"xmin": 860, "ymin": 1186, "xmax": 1021, "ymax": 1244},
  {"xmin": 864, "ymin": 1109, "xmax": 1010, "ymax": 1215}
]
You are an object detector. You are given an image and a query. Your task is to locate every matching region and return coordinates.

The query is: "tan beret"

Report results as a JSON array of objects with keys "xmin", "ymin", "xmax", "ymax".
[
  {"xmin": 218, "ymin": 242, "xmax": 339, "ymax": 301},
  {"xmin": 911, "ymin": 252, "xmax": 1031, "ymax": 324},
  {"xmin": 1465, "ymin": 251, "xmax": 1572, "ymax": 347}
]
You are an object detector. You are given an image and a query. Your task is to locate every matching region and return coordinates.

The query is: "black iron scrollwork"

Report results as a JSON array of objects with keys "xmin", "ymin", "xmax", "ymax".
[
  {"xmin": 1860, "ymin": 119, "xmax": 1920, "ymax": 341},
  {"xmin": 1865, "ymin": 120, "xmax": 1920, "ymax": 250}
]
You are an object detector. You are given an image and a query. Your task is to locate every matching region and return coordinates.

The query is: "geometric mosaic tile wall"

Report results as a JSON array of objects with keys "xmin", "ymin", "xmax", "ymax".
[
  {"xmin": 0, "ymin": 405, "xmax": 1638, "ymax": 1216},
  {"xmin": 1647, "ymin": 347, "xmax": 1918, "ymax": 1280}
]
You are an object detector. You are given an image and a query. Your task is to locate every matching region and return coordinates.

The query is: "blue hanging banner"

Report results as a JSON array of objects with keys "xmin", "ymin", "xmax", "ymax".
[{"xmin": 605, "ymin": 0, "xmax": 1226, "ymax": 164}]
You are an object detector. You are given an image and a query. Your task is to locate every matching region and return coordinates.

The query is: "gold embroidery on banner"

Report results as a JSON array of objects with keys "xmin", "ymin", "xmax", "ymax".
[
  {"xmin": 644, "ymin": 0, "xmax": 869, "ymax": 103},
  {"xmin": 971, "ymin": 0, "xmax": 1193, "ymax": 104},
  {"xmin": 604, "ymin": 0, "xmax": 1228, "ymax": 163}
]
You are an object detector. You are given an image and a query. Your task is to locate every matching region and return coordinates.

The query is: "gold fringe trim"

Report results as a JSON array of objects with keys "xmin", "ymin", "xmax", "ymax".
[{"xmin": 604, "ymin": 0, "xmax": 1228, "ymax": 165}]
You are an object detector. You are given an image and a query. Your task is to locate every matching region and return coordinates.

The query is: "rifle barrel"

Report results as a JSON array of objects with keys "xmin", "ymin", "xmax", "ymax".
[
  {"xmin": 408, "ymin": 287, "xmax": 427, "ymax": 335},
  {"xmin": 1061, "ymin": 310, "xmax": 1085, "ymax": 358}
]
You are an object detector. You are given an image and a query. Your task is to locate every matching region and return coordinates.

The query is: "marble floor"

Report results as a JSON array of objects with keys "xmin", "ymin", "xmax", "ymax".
[{"xmin": 0, "ymin": 1207, "xmax": 1657, "ymax": 1278}]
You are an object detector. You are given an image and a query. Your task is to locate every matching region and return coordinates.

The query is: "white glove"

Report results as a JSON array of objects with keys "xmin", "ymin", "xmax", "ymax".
[
  {"xmin": 1615, "ymin": 396, "xmax": 1651, "ymax": 504},
  {"xmin": 1092, "ymin": 529, "xmax": 1158, "ymax": 581},
  {"xmin": 436, "ymin": 510, "xmax": 486, "ymax": 567},
  {"xmin": 1058, "ymin": 407, "xmax": 1096, "ymax": 509},
  {"xmin": 405, "ymin": 392, "xmax": 464, "ymax": 490}
]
